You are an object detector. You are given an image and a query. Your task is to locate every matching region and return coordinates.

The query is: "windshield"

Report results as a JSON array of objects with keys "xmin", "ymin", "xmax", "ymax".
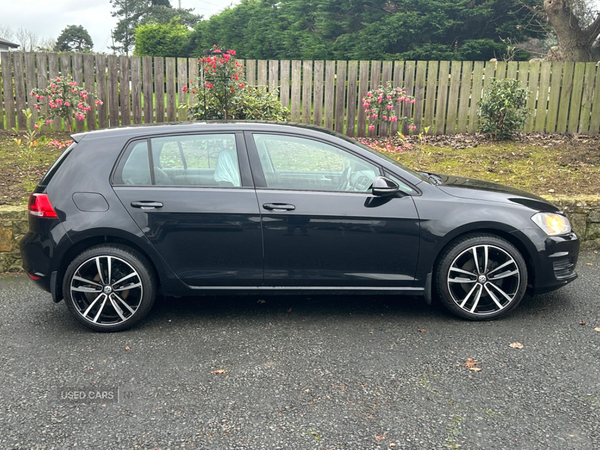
[{"xmin": 348, "ymin": 138, "xmax": 429, "ymax": 183}]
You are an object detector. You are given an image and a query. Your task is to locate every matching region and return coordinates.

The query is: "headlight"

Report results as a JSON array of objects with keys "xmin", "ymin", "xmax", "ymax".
[{"xmin": 531, "ymin": 213, "xmax": 571, "ymax": 236}]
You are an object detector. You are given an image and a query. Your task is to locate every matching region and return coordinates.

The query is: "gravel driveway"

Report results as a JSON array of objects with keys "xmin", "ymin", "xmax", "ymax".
[{"xmin": 1, "ymin": 251, "xmax": 599, "ymax": 449}]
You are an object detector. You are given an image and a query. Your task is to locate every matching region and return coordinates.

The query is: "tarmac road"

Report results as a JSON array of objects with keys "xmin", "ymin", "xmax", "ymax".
[{"xmin": 1, "ymin": 251, "xmax": 599, "ymax": 449}]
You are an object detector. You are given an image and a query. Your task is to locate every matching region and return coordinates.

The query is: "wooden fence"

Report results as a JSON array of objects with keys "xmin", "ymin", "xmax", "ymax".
[{"xmin": 1, "ymin": 52, "xmax": 600, "ymax": 136}]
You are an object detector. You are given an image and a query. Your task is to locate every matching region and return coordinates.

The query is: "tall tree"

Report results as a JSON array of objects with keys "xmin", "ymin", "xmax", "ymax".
[
  {"xmin": 134, "ymin": 18, "xmax": 190, "ymax": 57},
  {"xmin": 55, "ymin": 25, "xmax": 93, "ymax": 52},
  {"xmin": 541, "ymin": 0, "xmax": 600, "ymax": 61},
  {"xmin": 188, "ymin": 0, "xmax": 543, "ymax": 60},
  {"xmin": 110, "ymin": 0, "xmax": 200, "ymax": 54}
]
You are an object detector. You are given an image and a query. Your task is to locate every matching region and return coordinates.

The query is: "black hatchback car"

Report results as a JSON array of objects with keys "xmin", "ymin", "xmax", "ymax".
[{"xmin": 20, "ymin": 122, "xmax": 579, "ymax": 331}]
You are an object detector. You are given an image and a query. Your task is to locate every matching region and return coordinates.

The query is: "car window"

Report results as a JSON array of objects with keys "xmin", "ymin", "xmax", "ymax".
[
  {"xmin": 253, "ymin": 134, "xmax": 380, "ymax": 192},
  {"xmin": 384, "ymin": 172, "xmax": 416, "ymax": 194},
  {"xmin": 151, "ymin": 134, "xmax": 240, "ymax": 187},
  {"xmin": 120, "ymin": 141, "xmax": 152, "ymax": 186}
]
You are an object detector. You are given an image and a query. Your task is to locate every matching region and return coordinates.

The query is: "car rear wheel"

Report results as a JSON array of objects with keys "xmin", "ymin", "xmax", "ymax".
[
  {"xmin": 62, "ymin": 244, "xmax": 156, "ymax": 332},
  {"xmin": 435, "ymin": 234, "xmax": 528, "ymax": 320}
]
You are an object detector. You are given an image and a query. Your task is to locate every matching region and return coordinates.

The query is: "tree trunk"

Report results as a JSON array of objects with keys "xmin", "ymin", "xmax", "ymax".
[{"xmin": 543, "ymin": 0, "xmax": 600, "ymax": 61}]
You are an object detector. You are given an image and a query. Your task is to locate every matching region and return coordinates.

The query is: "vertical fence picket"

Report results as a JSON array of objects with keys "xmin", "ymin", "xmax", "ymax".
[
  {"xmin": 357, "ymin": 61, "xmax": 369, "ymax": 137},
  {"xmin": 313, "ymin": 61, "xmax": 324, "ymax": 127},
  {"xmin": 154, "ymin": 58, "xmax": 165, "ymax": 123},
  {"xmin": 369, "ymin": 60, "xmax": 381, "ymax": 136},
  {"xmin": 246, "ymin": 60, "xmax": 256, "ymax": 86},
  {"xmin": 1, "ymin": 52, "xmax": 15, "ymax": 130},
  {"xmin": 556, "ymin": 62, "xmax": 575, "ymax": 133},
  {"xmin": 176, "ymin": 58, "xmax": 187, "ymax": 122},
  {"xmin": 108, "ymin": 55, "xmax": 119, "ymax": 127},
  {"xmin": 423, "ymin": 61, "xmax": 437, "ymax": 133},
  {"xmin": 268, "ymin": 60, "xmax": 278, "ymax": 93},
  {"xmin": 335, "ymin": 60, "xmax": 347, "ymax": 133},
  {"xmin": 379, "ymin": 61, "xmax": 393, "ymax": 137},
  {"xmin": 534, "ymin": 61, "xmax": 551, "ymax": 132},
  {"xmin": 324, "ymin": 61, "xmax": 335, "ymax": 130},
  {"xmin": 131, "ymin": 57, "xmax": 142, "ymax": 124},
  {"xmin": 468, "ymin": 61, "xmax": 484, "ymax": 134},
  {"xmin": 257, "ymin": 60, "xmax": 267, "ymax": 88},
  {"xmin": 413, "ymin": 61, "xmax": 427, "ymax": 133},
  {"xmin": 507, "ymin": 61, "xmax": 518, "ymax": 79},
  {"xmin": 445, "ymin": 61, "xmax": 461, "ymax": 135},
  {"xmin": 390, "ymin": 61, "xmax": 404, "ymax": 136},
  {"xmin": 302, "ymin": 60, "xmax": 313, "ymax": 124},
  {"xmin": 579, "ymin": 62, "xmax": 596, "ymax": 134},
  {"xmin": 71, "ymin": 54, "xmax": 85, "ymax": 132},
  {"xmin": 546, "ymin": 62, "xmax": 562, "ymax": 133},
  {"xmin": 165, "ymin": 57, "xmax": 176, "ymax": 122},
  {"xmin": 434, "ymin": 62, "xmax": 450, "ymax": 135},
  {"xmin": 35, "ymin": 53, "xmax": 48, "ymax": 131},
  {"xmin": 524, "ymin": 61, "xmax": 540, "ymax": 132},
  {"xmin": 82, "ymin": 54, "xmax": 96, "ymax": 130},
  {"xmin": 13, "ymin": 52, "xmax": 27, "ymax": 130},
  {"xmin": 47, "ymin": 53, "xmax": 60, "ymax": 131},
  {"xmin": 456, "ymin": 61, "xmax": 472, "ymax": 134},
  {"xmin": 346, "ymin": 61, "xmax": 358, "ymax": 137},
  {"xmin": 24, "ymin": 53, "xmax": 36, "ymax": 128},
  {"xmin": 567, "ymin": 62, "xmax": 586, "ymax": 133},
  {"xmin": 589, "ymin": 65, "xmax": 600, "ymax": 135},
  {"xmin": 120, "ymin": 56, "xmax": 131, "ymax": 126},
  {"xmin": 291, "ymin": 60, "xmax": 301, "ymax": 122},
  {"xmin": 401, "ymin": 61, "xmax": 415, "ymax": 136},
  {"xmin": 95, "ymin": 55, "xmax": 107, "ymax": 130},
  {"xmin": 187, "ymin": 57, "xmax": 197, "ymax": 109},
  {"xmin": 280, "ymin": 60, "xmax": 290, "ymax": 108}
]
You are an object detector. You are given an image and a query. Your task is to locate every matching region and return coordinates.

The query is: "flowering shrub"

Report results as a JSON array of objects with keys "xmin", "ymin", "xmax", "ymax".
[
  {"xmin": 187, "ymin": 46, "xmax": 290, "ymax": 121},
  {"xmin": 30, "ymin": 75, "xmax": 102, "ymax": 132},
  {"xmin": 362, "ymin": 81, "xmax": 415, "ymax": 138}
]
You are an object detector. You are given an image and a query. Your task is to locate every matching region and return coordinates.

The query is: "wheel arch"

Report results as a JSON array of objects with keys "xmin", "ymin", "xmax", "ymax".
[
  {"xmin": 430, "ymin": 225, "xmax": 537, "ymax": 293},
  {"xmin": 55, "ymin": 231, "xmax": 167, "ymax": 302}
]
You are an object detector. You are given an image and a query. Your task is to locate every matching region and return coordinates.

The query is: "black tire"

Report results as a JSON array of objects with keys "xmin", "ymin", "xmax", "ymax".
[
  {"xmin": 62, "ymin": 244, "xmax": 156, "ymax": 332},
  {"xmin": 435, "ymin": 234, "xmax": 528, "ymax": 320}
]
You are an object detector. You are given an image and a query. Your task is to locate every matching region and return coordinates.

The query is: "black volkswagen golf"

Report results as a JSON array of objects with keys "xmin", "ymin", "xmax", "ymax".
[{"xmin": 20, "ymin": 122, "xmax": 579, "ymax": 331}]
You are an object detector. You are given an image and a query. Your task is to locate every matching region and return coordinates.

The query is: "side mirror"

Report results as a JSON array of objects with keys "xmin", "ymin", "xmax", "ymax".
[{"xmin": 371, "ymin": 176, "xmax": 400, "ymax": 197}]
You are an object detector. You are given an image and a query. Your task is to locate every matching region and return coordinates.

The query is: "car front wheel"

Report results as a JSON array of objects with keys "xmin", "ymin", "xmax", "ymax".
[
  {"xmin": 62, "ymin": 244, "xmax": 156, "ymax": 332},
  {"xmin": 435, "ymin": 234, "xmax": 528, "ymax": 320}
]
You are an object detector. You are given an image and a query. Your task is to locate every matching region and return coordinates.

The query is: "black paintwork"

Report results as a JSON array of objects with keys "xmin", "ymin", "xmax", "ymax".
[{"xmin": 20, "ymin": 122, "xmax": 579, "ymax": 303}]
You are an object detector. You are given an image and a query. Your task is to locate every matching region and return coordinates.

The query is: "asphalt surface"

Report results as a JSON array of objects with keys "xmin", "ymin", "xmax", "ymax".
[{"xmin": 1, "ymin": 251, "xmax": 599, "ymax": 450}]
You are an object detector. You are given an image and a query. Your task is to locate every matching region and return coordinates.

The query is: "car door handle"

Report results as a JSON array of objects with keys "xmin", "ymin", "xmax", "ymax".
[
  {"xmin": 262, "ymin": 203, "xmax": 296, "ymax": 212},
  {"xmin": 131, "ymin": 201, "xmax": 164, "ymax": 209}
]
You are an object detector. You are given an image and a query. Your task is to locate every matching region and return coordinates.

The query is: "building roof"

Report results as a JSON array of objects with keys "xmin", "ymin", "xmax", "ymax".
[{"xmin": 0, "ymin": 37, "xmax": 19, "ymax": 48}]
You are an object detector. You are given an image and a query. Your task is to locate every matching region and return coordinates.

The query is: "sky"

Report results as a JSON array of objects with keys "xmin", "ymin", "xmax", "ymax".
[{"xmin": 1, "ymin": 0, "xmax": 240, "ymax": 52}]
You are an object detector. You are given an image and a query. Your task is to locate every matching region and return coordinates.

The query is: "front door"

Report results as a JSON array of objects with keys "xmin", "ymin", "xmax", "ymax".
[{"xmin": 246, "ymin": 132, "xmax": 420, "ymax": 288}]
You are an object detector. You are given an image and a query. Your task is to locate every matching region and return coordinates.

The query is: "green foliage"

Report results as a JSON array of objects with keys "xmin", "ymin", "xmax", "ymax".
[
  {"xmin": 134, "ymin": 18, "xmax": 189, "ymax": 57},
  {"xmin": 232, "ymin": 87, "xmax": 291, "ymax": 121},
  {"xmin": 477, "ymin": 78, "xmax": 529, "ymax": 140},
  {"xmin": 54, "ymin": 25, "xmax": 93, "ymax": 52},
  {"xmin": 186, "ymin": 0, "xmax": 544, "ymax": 60},
  {"xmin": 186, "ymin": 47, "xmax": 290, "ymax": 121}
]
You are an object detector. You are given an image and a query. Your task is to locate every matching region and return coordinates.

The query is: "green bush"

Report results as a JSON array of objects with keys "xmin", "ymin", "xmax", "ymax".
[{"xmin": 477, "ymin": 78, "xmax": 529, "ymax": 140}]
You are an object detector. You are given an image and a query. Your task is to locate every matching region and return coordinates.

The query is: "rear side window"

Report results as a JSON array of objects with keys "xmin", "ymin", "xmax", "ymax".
[
  {"xmin": 39, "ymin": 142, "xmax": 77, "ymax": 187},
  {"xmin": 113, "ymin": 134, "xmax": 241, "ymax": 187}
]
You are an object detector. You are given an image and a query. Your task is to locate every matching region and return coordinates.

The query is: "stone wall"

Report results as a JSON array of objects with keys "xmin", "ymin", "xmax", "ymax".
[
  {"xmin": 0, "ymin": 206, "xmax": 29, "ymax": 272},
  {"xmin": 1, "ymin": 198, "xmax": 599, "ymax": 272}
]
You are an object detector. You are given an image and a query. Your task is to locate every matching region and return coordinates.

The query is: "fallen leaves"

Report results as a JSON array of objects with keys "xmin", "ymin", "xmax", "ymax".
[
  {"xmin": 417, "ymin": 329, "xmax": 427, "ymax": 333},
  {"xmin": 509, "ymin": 342, "xmax": 524, "ymax": 349},
  {"xmin": 594, "ymin": 327, "xmax": 600, "ymax": 332},
  {"xmin": 125, "ymin": 346, "xmax": 131, "ymax": 351},
  {"xmin": 580, "ymin": 321, "xmax": 586, "ymax": 326},
  {"xmin": 211, "ymin": 369, "xmax": 226, "ymax": 375},
  {"xmin": 463, "ymin": 358, "xmax": 481, "ymax": 371}
]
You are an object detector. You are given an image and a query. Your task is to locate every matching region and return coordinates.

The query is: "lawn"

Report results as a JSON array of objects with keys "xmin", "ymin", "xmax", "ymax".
[{"xmin": 1, "ymin": 129, "xmax": 599, "ymax": 206}]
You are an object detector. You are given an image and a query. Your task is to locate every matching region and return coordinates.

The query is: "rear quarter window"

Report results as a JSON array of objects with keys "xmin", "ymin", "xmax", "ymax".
[{"xmin": 39, "ymin": 142, "xmax": 77, "ymax": 187}]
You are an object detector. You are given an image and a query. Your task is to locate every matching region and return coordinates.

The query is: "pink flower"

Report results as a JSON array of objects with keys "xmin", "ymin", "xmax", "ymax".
[
  {"xmin": 391, "ymin": 116, "xmax": 398, "ymax": 122},
  {"xmin": 368, "ymin": 125, "xmax": 375, "ymax": 131},
  {"xmin": 55, "ymin": 77, "xmax": 60, "ymax": 82},
  {"xmin": 387, "ymin": 95, "xmax": 391, "ymax": 99},
  {"xmin": 383, "ymin": 115, "xmax": 387, "ymax": 120},
  {"xmin": 372, "ymin": 114, "xmax": 378, "ymax": 119},
  {"xmin": 367, "ymin": 92, "xmax": 373, "ymax": 97},
  {"xmin": 411, "ymin": 99, "xmax": 416, "ymax": 104},
  {"xmin": 182, "ymin": 86, "xmax": 188, "ymax": 93},
  {"xmin": 45, "ymin": 120, "xmax": 52, "ymax": 124},
  {"xmin": 34, "ymin": 125, "xmax": 39, "ymax": 129},
  {"xmin": 387, "ymin": 105, "xmax": 393, "ymax": 110},
  {"xmin": 64, "ymin": 102, "xmax": 70, "ymax": 107}
]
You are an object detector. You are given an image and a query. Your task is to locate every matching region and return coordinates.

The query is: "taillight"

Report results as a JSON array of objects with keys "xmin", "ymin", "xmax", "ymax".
[{"xmin": 28, "ymin": 193, "xmax": 58, "ymax": 218}]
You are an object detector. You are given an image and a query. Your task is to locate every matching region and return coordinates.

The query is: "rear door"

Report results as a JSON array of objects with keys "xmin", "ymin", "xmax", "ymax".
[
  {"xmin": 246, "ymin": 132, "xmax": 420, "ymax": 288},
  {"xmin": 112, "ymin": 132, "xmax": 263, "ymax": 287}
]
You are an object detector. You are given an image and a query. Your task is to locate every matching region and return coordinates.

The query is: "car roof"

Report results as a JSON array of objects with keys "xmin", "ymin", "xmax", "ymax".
[{"xmin": 71, "ymin": 121, "xmax": 345, "ymax": 143}]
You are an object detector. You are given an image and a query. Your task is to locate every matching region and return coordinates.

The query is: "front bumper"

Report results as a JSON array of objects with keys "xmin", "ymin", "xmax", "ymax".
[{"xmin": 529, "ymin": 232, "xmax": 579, "ymax": 295}]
